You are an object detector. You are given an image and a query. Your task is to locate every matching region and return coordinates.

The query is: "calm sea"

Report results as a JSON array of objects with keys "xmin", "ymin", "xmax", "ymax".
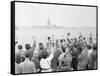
[{"xmin": 15, "ymin": 27, "xmax": 96, "ymax": 51}]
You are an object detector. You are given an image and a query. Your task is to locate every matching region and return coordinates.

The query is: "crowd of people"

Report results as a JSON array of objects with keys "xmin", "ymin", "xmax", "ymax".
[{"xmin": 15, "ymin": 32, "xmax": 97, "ymax": 74}]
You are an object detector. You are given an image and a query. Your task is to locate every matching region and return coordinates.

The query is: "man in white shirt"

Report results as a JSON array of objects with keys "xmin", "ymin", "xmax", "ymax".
[{"xmin": 40, "ymin": 45, "xmax": 54, "ymax": 72}]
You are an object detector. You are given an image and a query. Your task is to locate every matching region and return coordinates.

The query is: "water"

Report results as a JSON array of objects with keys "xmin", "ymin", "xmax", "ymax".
[{"xmin": 15, "ymin": 27, "xmax": 96, "ymax": 51}]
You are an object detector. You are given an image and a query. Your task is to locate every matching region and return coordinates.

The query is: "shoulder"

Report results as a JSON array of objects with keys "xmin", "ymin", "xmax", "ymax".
[
  {"xmin": 28, "ymin": 60, "xmax": 35, "ymax": 67},
  {"xmin": 31, "ymin": 61, "xmax": 35, "ymax": 65},
  {"xmin": 18, "ymin": 62, "xmax": 24, "ymax": 67}
]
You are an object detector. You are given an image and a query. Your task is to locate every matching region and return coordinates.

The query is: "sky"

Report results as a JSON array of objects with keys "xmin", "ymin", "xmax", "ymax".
[{"xmin": 15, "ymin": 2, "xmax": 96, "ymax": 27}]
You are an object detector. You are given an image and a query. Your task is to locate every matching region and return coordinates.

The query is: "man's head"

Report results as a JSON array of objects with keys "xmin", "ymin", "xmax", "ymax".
[
  {"xmin": 48, "ymin": 36, "xmax": 51, "ymax": 41},
  {"xmin": 39, "ymin": 42, "xmax": 44, "ymax": 50},
  {"xmin": 93, "ymin": 44, "xmax": 97, "ymax": 50},
  {"xmin": 15, "ymin": 53, "xmax": 22, "ymax": 64},
  {"xmin": 74, "ymin": 38, "xmax": 77, "ymax": 42},
  {"xmin": 25, "ymin": 51, "xmax": 31, "ymax": 58},
  {"xmin": 83, "ymin": 37, "xmax": 86, "ymax": 40},
  {"xmin": 15, "ymin": 41, "xmax": 18, "ymax": 45},
  {"xmin": 89, "ymin": 37, "xmax": 93, "ymax": 43},
  {"xmin": 25, "ymin": 43, "xmax": 31, "ymax": 50},
  {"xmin": 42, "ymin": 52, "xmax": 48, "ymax": 59},
  {"xmin": 89, "ymin": 37, "xmax": 92, "ymax": 40},
  {"xmin": 87, "ymin": 44, "xmax": 92, "ymax": 50},
  {"xmin": 60, "ymin": 39, "xmax": 63, "ymax": 44},
  {"xmin": 67, "ymin": 32, "xmax": 70, "ymax": 36},
  {"xmin": 18, "ymin": 44, "xmax": 23, "ymax": 50}
]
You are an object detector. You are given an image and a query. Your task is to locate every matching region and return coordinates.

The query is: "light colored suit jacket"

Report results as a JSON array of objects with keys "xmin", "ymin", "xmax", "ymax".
[{"xmin": 18, "ymin": 58, "xmax": 36, "ymax": 74}]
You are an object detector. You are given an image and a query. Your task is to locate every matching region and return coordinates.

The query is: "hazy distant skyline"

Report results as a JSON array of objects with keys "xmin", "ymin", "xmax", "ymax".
[{"xmin": 15, "ymin": 2, "xmax": 96, "ymax": 27}]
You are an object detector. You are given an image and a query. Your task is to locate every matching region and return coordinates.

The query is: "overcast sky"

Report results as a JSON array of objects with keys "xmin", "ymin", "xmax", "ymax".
[{"xmin": 15, "ymin": 2, "xmax": 96, "ymax": 27}]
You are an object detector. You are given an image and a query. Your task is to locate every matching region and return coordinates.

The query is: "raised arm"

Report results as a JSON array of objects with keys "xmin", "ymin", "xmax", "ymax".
[
  {"xmin": 47, "ymin": 46, "xmax": 54, "ymax": 63},
  {"xmin": 31, "ymin": 36, "xmax": 36, "ymax": 51}
]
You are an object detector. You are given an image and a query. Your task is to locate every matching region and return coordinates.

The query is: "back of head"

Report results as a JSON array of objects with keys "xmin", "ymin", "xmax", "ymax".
[
  {"xmin": 15, "ymin": 53, "xmax": 22, "ymax": 64},
  {"xmin": 25, "ymin": 43, "xmax": 31, "ymax": 50},
  {"xmin": 15, "ymin": 41, "xmax": 18, "ymax": 45},
  {"xmin": 87, "ymin": 44, "xmax": 92, "ymax": 50},
  {"xmin": 25, "ymin": 51, "xmax": 31, "ymax": 58},
  {"xmin": 67, "ymin": 32, "xmax": 70, "ymax": 36},
  {"xmin": 60, "ymin": 39, "xmax": 63, "ymax": 43},
  {"xmin": 18, "ymin": 44, "xmax": 23, "ymax": 50},
  {"xmin": 89, "ymin": 37, "xmax": 93, "ymax": 43},
  {"xmin": 42, "ymin": 52, "xmax": 48, "ymax": 59},
  {"xmin": 74, "ymin": 38, "xmax": 77, "ymax": 42},
  {"xmin": 83, "ymin": 37, "xmax": 85, "ymax": 40},
  {"xmin": 39, "ymin": 50, "xmax": 48, "ymax": 60},
  {"xmin": 93, "ymin": 44, "xmax": 97, "ymax": 50},
  {"xmin": 39, "ymin": 42, "xmax": 44, "ymax": 50},
  {"xmin": 74, "ymin": 44, "xmax": 77, "ymax": 48},
  {"xmin": 89, "ymin": 37, "xmax": 92, "ymax": 40},
  {"xmin": 48, "ymin": 36, "xmax": 51, "ymax": 40}
]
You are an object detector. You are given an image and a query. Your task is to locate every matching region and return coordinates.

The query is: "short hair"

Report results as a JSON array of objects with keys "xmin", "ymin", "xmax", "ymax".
[
  {"xmin": 48, "ymin": 36, "xmax": 51, "ymax": 40},
  {"xmin": 74, "ymin": 38, "xmax": 77, "ymax": 41},
  {"xmin": 67, "ymin": 32, "xmax": 70, "ymax": 36},
  {"xmin": 87, "ymin": 45, "xmax": 91, "ymax": 49},
  {"xmin": 89, "ymin": 37, "xmax": 92, "ymax": 40},
  {"xmin": 93, "ymin": 44, "xmax": 97, "ymax": 50},
  {"xmin": 83, "ymin": 37, "xmax": 85, "ymax": 40},
  {"xmin": 39, "ymin": 42, "xmax": 44, "ymax": 49},
  {"xmin": 25, "ymin": 51, "xmax": 31, "ymax": 58},
  {"xmin": 41, "ymin": 51, "xmax": 48, "ymax": 59},
  {"xmin": 18, "ymin": 45, "xmax": 22, "ymax": 50},
  {"xmin": 15, "ymin": 53, "xmax": 21, "ymax": 64},
  {"xmin": 42, "ymin": 53, "xmax": 48, "ymax": 59},
  {"xmin": 15, "ymin": 41, "xmax": 18, "ymax": 45},
  {"xmin": 60, "ymin": 39, "xmax": 63, "ymax": 43},
  {"xmin": 39, "ymin": 42, "xmax": 43, "ymax": 46},
  {"xmin": 74, "ymin": 44, "xmax": 77, "ymax": 48},
  {"xmin": 25, "ymin": 43, "xmax": 30, "ymax": 50}
]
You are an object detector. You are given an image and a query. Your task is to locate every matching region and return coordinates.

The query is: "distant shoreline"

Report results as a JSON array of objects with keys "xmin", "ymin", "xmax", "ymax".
[{"xmin": 15, "ymin": 26, "xmax": 96, "ymax": 30}]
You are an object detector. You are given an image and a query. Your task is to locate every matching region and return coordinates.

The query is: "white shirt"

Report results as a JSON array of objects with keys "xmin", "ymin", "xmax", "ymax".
[{"xmin": 40, "ymin": 47, "xmax": 54, "ymax": 69}]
